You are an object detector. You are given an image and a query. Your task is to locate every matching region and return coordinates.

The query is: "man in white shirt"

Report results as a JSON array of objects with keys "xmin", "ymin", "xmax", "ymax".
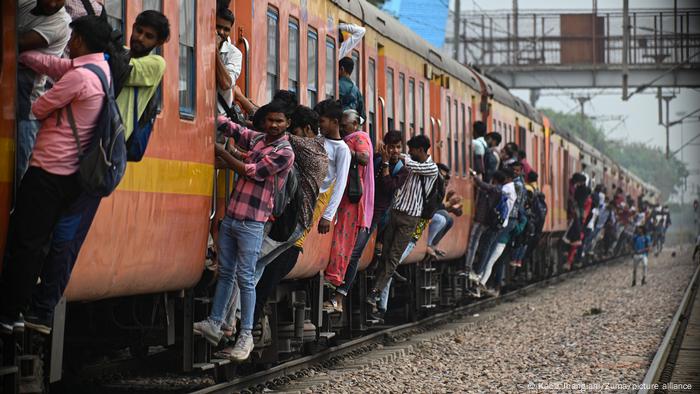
[
  {"xmin": 215, "ymin": 6, "xmax": 243, "ymax": 115},
  {"xmin": 316, "ymin": 100, "xmax": 352, "ymax": 235},
  {"xmin": 469, "ymin": 168, "xmax": 517, "ymax": 286},
  {"xmin": 17, "ymin": 0, "xmax": 71, "ymax": 182}
]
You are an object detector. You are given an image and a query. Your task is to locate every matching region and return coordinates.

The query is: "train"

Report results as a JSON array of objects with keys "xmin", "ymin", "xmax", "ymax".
[{"xmin": 0, "ymin": 0, "xmax": 660, "ymax": 391}]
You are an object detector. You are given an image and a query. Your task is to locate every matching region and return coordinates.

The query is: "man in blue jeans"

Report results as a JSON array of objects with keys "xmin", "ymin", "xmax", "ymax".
[
  {"xmin": 194, "ymin": 101, "xmax": 294, "ymax": 362},
  {"xmin": 324, "ymin": 131, "xmax": 407, "ymax": 313}
]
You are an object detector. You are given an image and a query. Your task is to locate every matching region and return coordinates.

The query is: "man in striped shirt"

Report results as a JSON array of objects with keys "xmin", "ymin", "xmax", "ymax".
[{"xmin": 366, "ymin": 135, "xmax": 438, "ymax": 307}]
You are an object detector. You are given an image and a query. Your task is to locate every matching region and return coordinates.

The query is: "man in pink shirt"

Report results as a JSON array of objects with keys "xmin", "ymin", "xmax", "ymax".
[{"xmin": 0, "ymin": 16, "xmax": 113, "ymax": 334}]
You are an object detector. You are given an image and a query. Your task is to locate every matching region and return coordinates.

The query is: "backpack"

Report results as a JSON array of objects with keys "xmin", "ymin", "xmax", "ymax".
[
  {"xmin": 267, "ymin": 164, "xmax": 302, "ymax": 242},
  {"xmin": 126, "ymin": 87, "xmax": 159, "ymax": 161},
  {"xmin": 531, "ymin": 191, "xmax": 548, "ymax": 224},
  {"xmin": 67, "ymin": 64, "xmax": 127, "ymax": 197},
  {"xmin": 250, "ymin": 134, "xmax": 296, "ymax": 219},
  {"xmin": 491, "ymin": 193, "xmax": 509, "ymax": 228},
  {"xmin": 419, "ymin": 173, "xmax": 446, "ymax": 220},
  {"xmin": 217, "ymin": 92, "xmax": 247, "ymax": 126},
  {"xmin": 347, "ymin": 157, "xmax": 363, "ymax": 203}
]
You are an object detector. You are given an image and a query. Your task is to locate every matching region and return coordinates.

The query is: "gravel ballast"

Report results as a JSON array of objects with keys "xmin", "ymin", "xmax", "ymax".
[{"xmin": 295, "ymin": 247, "xmax": 697, "ymax": 393}]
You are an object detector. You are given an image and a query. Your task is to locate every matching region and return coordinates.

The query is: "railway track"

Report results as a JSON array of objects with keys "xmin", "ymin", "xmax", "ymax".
[
  {"xmin": 192, "ymin": 255, "xmax": 628, "ymax": 394},
  {"xmin": 638, "ymin": 258, "xmax": 700, "ymax": 394}
]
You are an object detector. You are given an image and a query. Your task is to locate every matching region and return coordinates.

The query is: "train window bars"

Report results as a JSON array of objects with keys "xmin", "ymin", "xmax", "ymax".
[
  {"xmin": 325, "ymin": 37, "xmax": 336, "ymax": 100},
  {"xmin": 386, "ymin": 67, "xmax": 394, "ymax": 131},
  {"xmin": 288, "ymin": 18, "xmax": 300, "ymax": 94},
  {"xmin": 367, "ymin": 58, "xmax": 376, "ymax": 143},
  {"xmin": 307, "ymin": 28, "xmax": 318, "ymax": 106},
  {"xmin": 142, "ymin": 0, "xmax": 162, "ymax": 11},
  {"xmin": 408, "ymin": 78, "xmax": 415, "ymax": 137},
  {"xmin": 454, "ymin": 99, "xmax": 459, "ymax": 174},
  {"xmin": 142, "ymin": 0, "xmax": 163, "ymax": 113},
  {"xmin": 447, "ymin": 96, "xmax": 452, "ymax": 168},
  {"xmin": 351, "ymin": 50, "xmax": 360, "ymax": 87},
  {"xmin": 398, "ymin": 73, "xmax": 405, "ymax": 134},
  {"xmin": 105, "ymin": 0, "xmax": 125, "ymax": 43},
  {"xmin": 178, "ymin": 0, "xmax": 196, "ymax": 118},
  {"xmin": 266, "ymin": 8, "xmax": 280, "ymax": 103},
  {"xmin": 455, "ymin": 103, "xmax": 467, "ymax": 176},
  {"xmin": 418, "ymin": 82, "xmax": 425, "ymax": 135}
]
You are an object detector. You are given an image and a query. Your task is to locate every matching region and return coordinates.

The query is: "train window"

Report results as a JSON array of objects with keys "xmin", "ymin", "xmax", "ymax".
[
  {"xmin": 367, "ymin": 58, "xmax": 376, "ymax": 142},
  {"xmin": 288, "ymin": 19, "xmax": 300, "ymax": 94},
  {"xmin": 266, "ymin": 8, "xmax": 280, "ymax": 102},
  {"xmin": 454, "ymin": 100, "xmax": 459, "ymax": 173},
  {"xmin": 398, "ymin": 73, "xmax": 405, "ymax": 133},
  {"xmin": 447, "ymin": 96, "xmax": 452, "ymax": 168},
  {"xmin": 386, "ymin": 68, "xmax": 394, "ymax": 131},
  {"xmin": 418, "ymin": 82, "xmax": 425, "ymax": 134},
  {"xmin": 351, "ymin": 50, "xmax": 361, "ymax": 87},
  {"xmin": 325, "ymin": 37, "xmax": 336, "ymax": 99},
  {"xmin": 492, "ymin": 119, "xmax": 496, "ymax": 132},
  {"xmin": 142, "ymin": 0, "xmax": 163, "ymax": 112},
  {"xmin": 178, "ymin": 0, "xmax": 196, "ymax": 117},
  {"xmin": 142, "ymin": 0, "xmax": 161, "ymax": 11},
  {"xmin": 461, "ymin": 103, "xmax": 467, "ymax": 176},
  {"xmin": 105, "ymin": 0, "xmax": 125, "ymax": 41},
  {"xmin": 307, "ymin": 28, "xmax": 318, "ymax": 106},
  {"xmin": 408, "ymin": 78, "xmax": 415, "ymax": 137}
]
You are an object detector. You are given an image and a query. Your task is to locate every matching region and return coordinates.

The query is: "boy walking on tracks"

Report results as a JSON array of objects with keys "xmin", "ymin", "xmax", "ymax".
[{"xmin": 632, "ymin": 226, "xmax": 652, "ymax": 287}]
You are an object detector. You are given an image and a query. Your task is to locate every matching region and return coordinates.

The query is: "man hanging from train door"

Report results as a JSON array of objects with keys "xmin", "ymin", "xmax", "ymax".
[
  {"xmin": 366, "ymin": 135, "xmax": 439, "ymax": 309},
  {"xmin": 0, "ymin": 15, "xmax": 114, "ymax": 335},
  {"xmin": 195, "ymin": 101, "xmax": 295, "ymax": 362},
  {"xmin": 18, "ymin": 11, "xmax": 171, "ymax": 335},
  {"xmin": 16, "ymin": 0, "xmax": 71, "ymax": 183},
  {"xmin": 338, "ymin": 57, "xmax": 365, "ymax": 120}
]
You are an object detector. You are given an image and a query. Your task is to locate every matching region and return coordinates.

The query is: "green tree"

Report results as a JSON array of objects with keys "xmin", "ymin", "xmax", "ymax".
[{"xmin": 540, "ymin": 108, "xmax": 688, "ymax": 200}]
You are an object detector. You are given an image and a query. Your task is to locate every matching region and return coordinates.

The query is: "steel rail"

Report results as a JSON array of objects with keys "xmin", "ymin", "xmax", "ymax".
[
  {"xmin": 638, "ymin": 260, "xmax": 700, "ymax": 394},
  {"xmin": 193, "ymin": 256, "xmax": 627, "ymax": 394}
]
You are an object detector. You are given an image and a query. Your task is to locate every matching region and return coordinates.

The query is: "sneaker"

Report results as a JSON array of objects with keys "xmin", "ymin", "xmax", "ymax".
[
  {"xmin": 323, "ymin": 299, "xmax": 343, "ymax": 313},
  {"xmin": 193, "ymin": 319, "xmax": 223, "ymax": 346},
  {"xmin": 468, "ymin": 271, "xmax": 481, "ymax": 284},
  {"xmin": 392, "ymin": 271, "xmax": 408, "ymax": 283},
  {"xmin": 367, "ymin": 309, "xmax": 384, "ymax": 324},
  {"xmin": 229, "ymin": 332, "xmax": 254, "ymax": 362},
  {"xmin": 641, "ymin": 278, "xmax": 646, "ymax": 286},
  {"xmin": 12, "ymin": 314, "xmax": 25, "ymax": 333},
  {"xmin": 484, "ymin": 287, "xmax": 500, "ymax": 297},
  {"xmin": 24, "ymin": 314, "xmax": 51, "ymax": 335},
  {"xmin": 631, "ymin": 281, "xmax": 636, "ymax": 287},
  {"xmin": 467, "ymin": 287, "xmax": 481, "ymax": 298},
  {"xmin": 366, "ymin": 289, "xmax": 379, "ymax": 308},
  {"xmin": 0, "ymin": 316, "xmax": 14, "ymax": 335}
]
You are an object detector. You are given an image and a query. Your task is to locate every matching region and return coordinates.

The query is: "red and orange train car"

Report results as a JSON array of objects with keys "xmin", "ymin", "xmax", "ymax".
[{"xmin": 0, "ymin": 0, "xmax": 659, "ymax": 387}]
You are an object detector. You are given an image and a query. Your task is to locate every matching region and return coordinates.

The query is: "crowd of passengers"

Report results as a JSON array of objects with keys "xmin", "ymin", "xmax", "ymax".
[{"xmin": 0, "ymin": 0, "xmax": 673, "ymax": 366}]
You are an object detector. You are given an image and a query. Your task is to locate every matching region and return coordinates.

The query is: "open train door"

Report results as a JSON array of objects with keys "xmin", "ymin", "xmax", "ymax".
[{"xmin": 0, "ymin": 0, "xmax": 17, "ymax": 263}]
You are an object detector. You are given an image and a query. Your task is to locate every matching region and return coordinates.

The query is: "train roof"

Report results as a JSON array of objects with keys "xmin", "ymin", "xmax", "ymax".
[{"xmin": 338, "ymin": 1, "xmax": 481, "ymax": 94}]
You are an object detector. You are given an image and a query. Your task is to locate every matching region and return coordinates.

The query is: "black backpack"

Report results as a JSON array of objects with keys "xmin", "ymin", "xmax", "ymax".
[
  {"xmin": 347, "ymin": 157, "xmax": 363, "ymax": 203},
  {"xmin": 268, "ymin": 164, "xmax": 302, "ymax": 242},
  {"xmin": 420, "ymin": 173, "xmax": 446, "ymax": 220},
  {"xmin": 67, "ymin": 64, "xmax": 127, "ymax": 197},
  {"xmin": 532, "ymin": 191, "xmax": 548, "ymax": 224}
]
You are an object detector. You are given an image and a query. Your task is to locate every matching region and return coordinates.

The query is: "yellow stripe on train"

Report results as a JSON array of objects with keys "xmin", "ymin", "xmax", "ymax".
[
  {"xmin": 119, "ymin": 158, "xmax": 214, "ymax": 196},
  {"xmin": 0, "ymin": 138, "xmax": 14, "ymax": 184}
]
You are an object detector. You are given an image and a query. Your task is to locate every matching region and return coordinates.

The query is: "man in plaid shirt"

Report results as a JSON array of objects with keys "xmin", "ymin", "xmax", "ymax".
[{"xmin": 194, "ymin": 100, "xmax": 294, "ymax": 362}]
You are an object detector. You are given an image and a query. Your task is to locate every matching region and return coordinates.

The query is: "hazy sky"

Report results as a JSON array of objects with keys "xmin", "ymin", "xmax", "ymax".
[{"xmin": 449, "ymin": 0, "xmax": 700, "ymax": 200}]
